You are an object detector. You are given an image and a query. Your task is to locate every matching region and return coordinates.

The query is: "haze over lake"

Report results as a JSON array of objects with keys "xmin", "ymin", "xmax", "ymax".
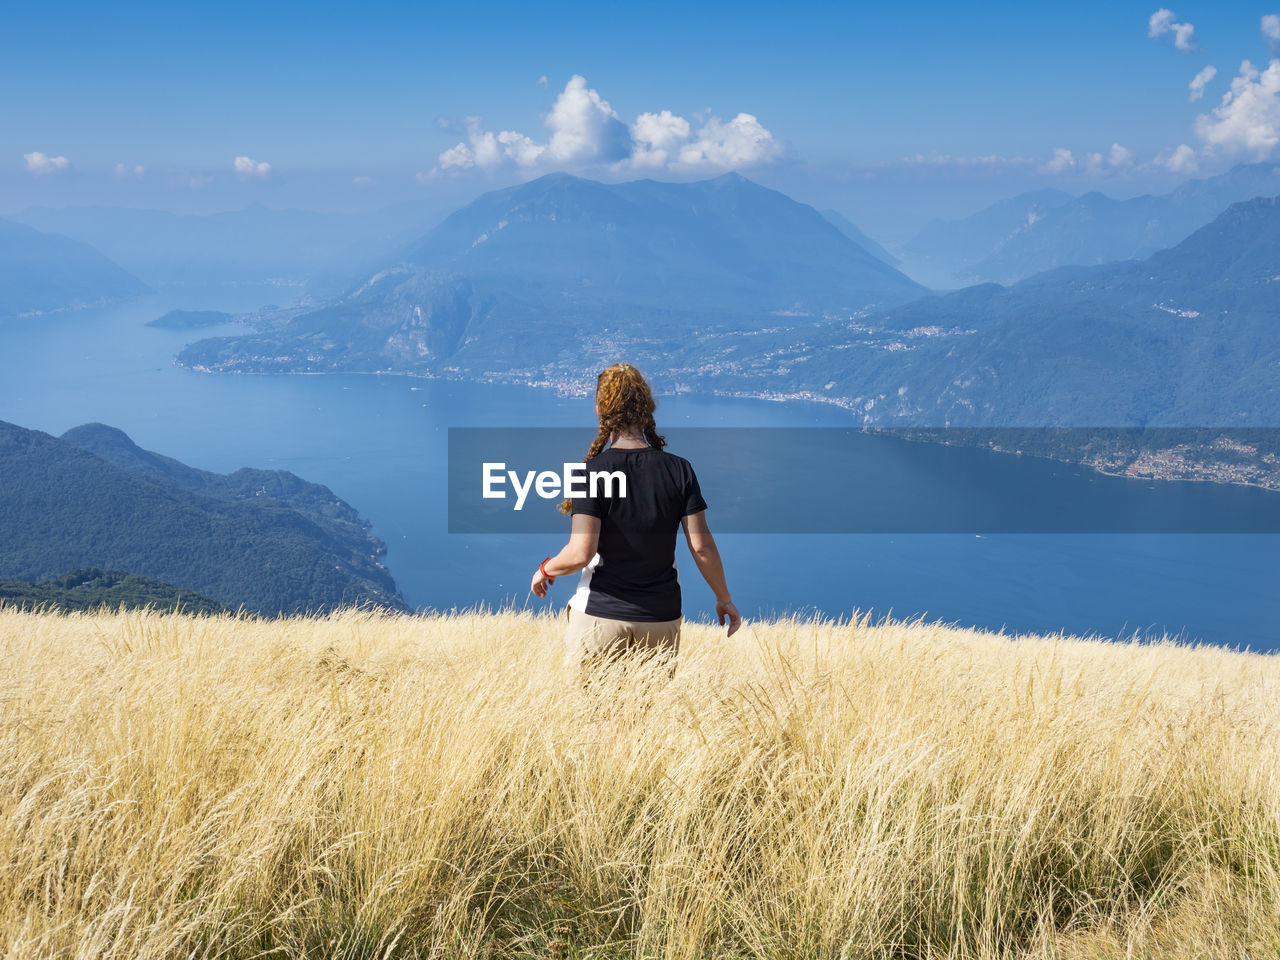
[{"xmin": 3, "ymin": 291, "xmax": 1277, "ymax": 651}]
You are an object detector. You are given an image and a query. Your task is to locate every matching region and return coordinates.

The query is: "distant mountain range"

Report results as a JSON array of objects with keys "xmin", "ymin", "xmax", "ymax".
[
  {"xmin": 0, "ymin": 217, "xmax": 150, "ymax": 319},
  {"xmin": 902, "ymin": 163, "xmax": 1280, "ymax": 286},
  {"xmin": 900, "ymin": 189, "xmax": 1072, "ymax": 287},
  {"xmin": 689, "ymin": 196, "xmax": 1280, "ymax": 427},
  {"xmin": 0, "ymin": 421, "xmax": 408, "ymax": 614},
  {"xmin": 9, "ymin": 199, "xmax": 455, "ymax": 294},
  {"xmin": 176, "ymin": 172, "xmax": 928, "ymax": 375},
  {"xmin": 171, "ymin": 171, "xmax": 1278, "ymax": 436},
  {"xmin": 819, "ymin": 209, "xmax": 901, "ymax": 266}
]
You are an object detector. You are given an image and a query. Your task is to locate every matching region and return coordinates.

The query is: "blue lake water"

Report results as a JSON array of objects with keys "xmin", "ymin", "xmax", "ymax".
[{"xmin": 2, "ymin": 291, "xmax": 1278, "ymax": 651}]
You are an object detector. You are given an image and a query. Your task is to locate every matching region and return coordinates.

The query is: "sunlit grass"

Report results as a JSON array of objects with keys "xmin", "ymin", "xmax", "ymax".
[{"xmin": 1, "ymin": 605, "xmax": 1278, "ymax": 958}]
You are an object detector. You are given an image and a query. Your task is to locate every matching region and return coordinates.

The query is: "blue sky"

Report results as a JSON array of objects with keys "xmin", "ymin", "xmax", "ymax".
[{"xmin": 3, "ymin": 0, "xmax": 1279, "ymax": 233}]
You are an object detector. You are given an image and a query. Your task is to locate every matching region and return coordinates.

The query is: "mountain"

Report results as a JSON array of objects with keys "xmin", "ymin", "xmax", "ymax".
[
  {"xmin": 907, "ymin": 164, "xmax": 1280, "ymax": 286},
  {"xmin": 973, "ymin": 163, "xmax": 1280, "ymax": 284},
  {"xmin": 819, "ymin": 209, "xmax": 901, "ymax": 265},
  {"xmin": 685, "ymin": 196, "xmax": 1280, "ymax": 427},
  {"xmin": 396, "ymin": 173, "xmax": 925, "ymax": 311},
  {"xmin": 0, "ymin": 421, "xmax": 409, "ymax": 615},
  {"xmin": 0, "ymin": 218, "xmax": 150, "ymax": 319},
  {"xmin": 176, "ymin": 172, "xmax": 928, "ymax": 377},
  {"xmin": 8, "ymin": 200, "xmax": 447, "ymax": 294},
  {"xmin": 0, "ymin": 568, "xmax": 226, "ymax": 615},
  {"xmin": 900, "ymin": 189, "xmax": 1072, "ymax": 287}
]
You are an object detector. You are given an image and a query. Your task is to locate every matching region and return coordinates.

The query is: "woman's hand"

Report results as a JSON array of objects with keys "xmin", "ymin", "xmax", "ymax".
[
  {"xmin": 531, "ymin": 566, "xmax": 554, "ymax": 598},
  {"xmin": 531, "ymin": 518, "xmax": 599, "ymax": 600},
  {"xmin": 717, "ymin": 599, "xmax": 742, "ymax": 637}
]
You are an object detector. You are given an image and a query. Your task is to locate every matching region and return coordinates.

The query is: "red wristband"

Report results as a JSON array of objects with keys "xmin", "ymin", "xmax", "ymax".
[{"xmin": 539, "ymin": 557, "xmax": 556, "ymax": 582}]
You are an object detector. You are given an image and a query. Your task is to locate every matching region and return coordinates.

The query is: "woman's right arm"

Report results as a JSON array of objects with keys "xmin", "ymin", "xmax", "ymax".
[{"xmin": 681, "ymin": 510, "xmax": 742, "ymax": 637}]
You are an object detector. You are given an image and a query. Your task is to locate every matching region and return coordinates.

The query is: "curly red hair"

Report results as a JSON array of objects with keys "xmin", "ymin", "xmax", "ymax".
[{"xmin": 558, "ymin": 363, "xmax": 666, "ymax": 515}]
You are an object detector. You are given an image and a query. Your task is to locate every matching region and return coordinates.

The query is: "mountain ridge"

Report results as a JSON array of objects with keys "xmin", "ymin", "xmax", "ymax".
[
  {"xmin": 8, "ymin": 200, "xmax": 454, "ymax": 294},
  {"xmin": 906, "ymin": 163, "xmax": 1280, "ymax": 286},
  {"xmin": 819, "ymin": 209, "xmax": 901, "ymax": 266},
  {"xmin": 0, "ymin": 217, "xmax": 150, "ymax": 319},
  {"xmin": 688, "ymin": 195, "xmax": 1280, "ymax": 428},
  {"xmin": 0, "ymin": 421, "xmax": 408, "ymax": 614},
  {"xmin": 177, "ymin": 172, "xmax": 929, "ymax": 376}
]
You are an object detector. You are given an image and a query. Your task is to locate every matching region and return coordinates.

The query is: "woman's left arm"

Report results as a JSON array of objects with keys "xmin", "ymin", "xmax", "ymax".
[{"xmin": 531, "ymin": 514, "xmax": 601, "ymax": 597}]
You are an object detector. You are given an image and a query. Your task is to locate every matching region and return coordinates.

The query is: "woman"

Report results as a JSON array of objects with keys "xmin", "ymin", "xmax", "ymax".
[{"xmin": 530, "ymin": 363, "xmax": 741, "ymax": 675}]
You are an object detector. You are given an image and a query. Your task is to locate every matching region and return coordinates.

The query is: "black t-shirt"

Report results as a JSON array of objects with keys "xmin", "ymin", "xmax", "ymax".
[{"xmin": 569, "ymin": 446, "xmax": 707, "ymax": 622}]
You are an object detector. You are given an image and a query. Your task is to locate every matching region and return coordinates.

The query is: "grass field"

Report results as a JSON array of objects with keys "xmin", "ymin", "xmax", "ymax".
[{"xmin": 1, "ymin": 606, "xmax": 1278, "ymax": 959}]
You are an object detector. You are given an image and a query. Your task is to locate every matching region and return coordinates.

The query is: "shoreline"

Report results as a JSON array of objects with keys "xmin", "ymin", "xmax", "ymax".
[{"xmin": 173, "ymin": 359, "xmax": 1280, "ymax": 496}]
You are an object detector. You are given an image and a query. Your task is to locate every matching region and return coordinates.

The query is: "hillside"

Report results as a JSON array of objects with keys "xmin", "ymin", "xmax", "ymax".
[
  {"xmin": 2, "ymin": 606, "xmax": 1277, "ymax": 959},
  {"xmin": 0, "ymin": 567, "xmax": 226, "ymax": 614},
  {"xmin": 397, "ymin": 172, "xmax": 923, "ymax": 311},
  {"xmin": 0, "ymin": 217, "xmax": 150, "ymax": 318},
  {"xmin": 9, "ymin": 201, "xmax": 444, "ymax": 294},
  {"xmin": 819, "ymin": 207, "xmax": 901, "ymax": 264},
  {"xmin": 686, "ymin": 196, "xmax": 1280, "ymax": 428},
  {"xmin": 0, "ymin": 421, "xmax": 408, "ymax": 614},
  {"xmin": 900, "ymin": 188, "xmax": 1073, "ymax": 286},
  {"xmin": 176, "ymin": 172, "xmax": 927, "ymax": 377},
  {"xmin": 904, "ymin": 163, "xmax": 1280, "ymax": 285}
]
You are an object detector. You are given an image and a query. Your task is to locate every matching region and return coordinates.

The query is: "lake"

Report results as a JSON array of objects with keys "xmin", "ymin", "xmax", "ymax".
[{"xmin": 2, "ymin": 291, "xmax": 1278, "ymax": 651}]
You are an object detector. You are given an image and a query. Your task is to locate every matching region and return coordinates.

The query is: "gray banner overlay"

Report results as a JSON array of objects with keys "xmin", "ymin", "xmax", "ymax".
[{"xmin": 448, "ymin": 427, "xmax": 1280, "ymax": 533}]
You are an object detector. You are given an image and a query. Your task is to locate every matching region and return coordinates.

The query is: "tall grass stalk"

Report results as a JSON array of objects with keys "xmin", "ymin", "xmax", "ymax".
[{"xmin": 1, "ymin": 606, "xmax": 1278, "ymax": 958}]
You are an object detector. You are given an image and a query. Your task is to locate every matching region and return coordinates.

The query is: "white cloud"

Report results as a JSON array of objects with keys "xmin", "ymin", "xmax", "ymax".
[
  {"xmin": 631, "ymin": 110, "xmax": 692, "ymax": 168},
  {"xmin": 432, "ymin": 75, "xmax": 781, "ymax": 175},
  {"xmin": 543, "ymin": 75, "xmax": 631, "ymax": 165},
  {"xmin": 24, "ymin": 151, "xmax": 69, "ymax": 175},
  {"xmin": 234, "ymin": 156, "xmax": 271, "ymax": 178},
  {"xmin": 466, "ymin": 120, "xmax": 504, "ymax": 168},
  {"xmin": 497, "ymin": 129, "xmax": 545, "ymax": 167},
  {"xmin": 675, "ymin": 113, "xmax": 783, "ymax": 168},
  {"xmin": 438, "ymin": 118, "xmax": 543, "ymax": 170},
  {"xmin": 113, "ymin": 163, "xmax": 145, "ymax": 179},
  {"xmin": 353, "ymin": 175, "xmax": 372, "ymax": 186},
  {"xmin": 1081, "ymin": 143, "xmax": 1134, "ymax": 176},
  {"xmin": 537, "ymin": 75, "xmax": 548, "ymax": 88},
  {"xmin": 1039, "ymin": 147, "xmax": 1076, "ymax": 173},
  {"xmin": 1194, "ymin": 58, "xmax": 1280, "ymax": 158},
  {"xmin": 1149, "ymin": 8, "xmax": 1196, "ymax": 51},
  {"xmin": 1264, "ymin": 14, "xmax": 1280, "ymax": 53},
  {"xmin": 1156, "ymin": 143, "xmax": 1200, "ymax": 172},
  {"xmin": 438, "ymin": 142, "xmax": 474, "ymax": 169},
  {"xmin": 1188, "ymin": 65, "xmax": 1218, "ymax": 102}
]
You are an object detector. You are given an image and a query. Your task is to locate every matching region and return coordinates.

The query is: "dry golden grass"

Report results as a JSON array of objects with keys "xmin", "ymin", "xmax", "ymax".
[{"xmin": 1, "ymin": 605, "xmax": 1279, "ymax": 959}]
